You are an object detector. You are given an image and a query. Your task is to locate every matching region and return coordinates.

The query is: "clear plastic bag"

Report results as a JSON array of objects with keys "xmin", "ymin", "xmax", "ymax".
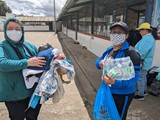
[{"xmin": 103, "ymin": 56, "xmax": 135, "ymax": 80}]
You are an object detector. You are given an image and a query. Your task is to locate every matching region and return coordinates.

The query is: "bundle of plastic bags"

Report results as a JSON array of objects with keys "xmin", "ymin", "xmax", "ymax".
[{"xmin": 103, "ymin": 57, "xmax": 135, "ymax": 80}]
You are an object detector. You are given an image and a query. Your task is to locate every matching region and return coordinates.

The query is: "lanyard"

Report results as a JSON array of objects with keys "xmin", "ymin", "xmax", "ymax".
[{"xmin": 7, "ymin": 41, "xmax": 33, "ymax": 59}]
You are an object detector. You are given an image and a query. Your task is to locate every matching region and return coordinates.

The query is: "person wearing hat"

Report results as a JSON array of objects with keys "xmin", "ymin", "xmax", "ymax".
[
  {"xmin": 95, "ymin": 22, "xmax": 140, "ymax": 120},
  {"xmin": 0, "ymin": 17, "xmax": 46, "ymax": 119},
  {"xmin": 134, "ymin": 22, "xmax": 156, "ymax": 100}
]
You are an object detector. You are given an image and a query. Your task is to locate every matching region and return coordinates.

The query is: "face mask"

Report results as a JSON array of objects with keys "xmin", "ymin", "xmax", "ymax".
[
  {"xmin": 110, "ymin": 34, "xmax": 126, "ymax": 46},
  {"xmin": 6, "ymin": 30, "xmax": 22, "ymax": 42}
]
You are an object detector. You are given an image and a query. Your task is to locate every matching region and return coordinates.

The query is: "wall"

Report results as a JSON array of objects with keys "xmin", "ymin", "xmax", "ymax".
[
  {"xmin": 62, "ymin": 26, "xmax": 67, "ymax": 34},
  {"xmin": 62, "ymin": 27, "xmax": 160, "ymax": 67},
  {"xmin": 68, "ymin": 29, "xmax": 76, "ymax": 40},
  {"xmin": 24, "ymin": 26, "xmax": 49, "ymax": 31},
  {"xmin": 77, "ymin": 32, "xmax": 92, "ymax": 51},
  {"xmin": 0, "ymin": 23, "xmax": 3, "ymax": 31},
  {"xmin": 77, "ymin": 32, "xmax": 111, "ymax": 56},
  {"xmin": 90, "ymin": 36, "xmax": 111, "ymax": 57},
  {"xmin": 152, "ymin": 41, "xmax": 160, "ymax": 67}
]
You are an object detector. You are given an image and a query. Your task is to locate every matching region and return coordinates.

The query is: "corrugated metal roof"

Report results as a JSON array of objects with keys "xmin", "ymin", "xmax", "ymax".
[
  {"xmin": 17, "ymin": 16, "xmax": 54, "ymax": 22},
  {"xmin": 58, "ymin": 0, "xmax": 76, "ymax": 19},
  {"xmin": 67, "ymin": 6, "xmax": 84, "ymax": 13},
  {"xmin": 75, "ymin": 0, "xmax": 91, "ymax": 5},
  {"xmin": 58, "ymin": 0, "xmax": 92, "ymax": 20},
  {"xmin": 58, "ymin": 0, "xmax": 146, "ymax": 21}
]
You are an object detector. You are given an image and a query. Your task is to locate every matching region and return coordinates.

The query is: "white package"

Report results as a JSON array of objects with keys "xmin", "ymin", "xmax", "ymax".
[{"xmin": 103, "ymin": 57, "xmax": 135, "ymax": 80}]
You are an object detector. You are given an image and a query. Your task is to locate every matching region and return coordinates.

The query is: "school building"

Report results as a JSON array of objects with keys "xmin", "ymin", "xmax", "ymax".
[{"xmin": 58, "ymin": 0, "xmax": 160, "ymax": 67}]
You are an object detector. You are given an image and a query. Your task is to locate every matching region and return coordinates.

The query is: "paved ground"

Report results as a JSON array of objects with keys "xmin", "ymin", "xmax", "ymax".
[
  {"xmin": 58, "ymin": 32, "xmax": 160, "ymax": 120},
  {"xmin": 0, "ymin": 32, "xmax": 90, "ymax": 120}
]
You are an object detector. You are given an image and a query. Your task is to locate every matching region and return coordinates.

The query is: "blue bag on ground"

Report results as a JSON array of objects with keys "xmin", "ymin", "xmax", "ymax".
[{"xmin": 93, "ymin": 81, "xmax": 120, "ymax": 120}]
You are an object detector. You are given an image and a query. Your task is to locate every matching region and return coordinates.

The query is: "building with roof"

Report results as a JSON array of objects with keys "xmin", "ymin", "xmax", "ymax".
[
  {"xmin": 58, "ymin": 0, "xmax": 160, "ymax": 67},
  {"xmin": 0, "ymin": 16, "xmax": 5, "ymax": 31},
  {"xmin": 17, "ymin": 16, "xmax": 54, "ymax": 31},
  {"xmin": 0, "ymin": 14, "xmax": 55, "ymax": 31}
]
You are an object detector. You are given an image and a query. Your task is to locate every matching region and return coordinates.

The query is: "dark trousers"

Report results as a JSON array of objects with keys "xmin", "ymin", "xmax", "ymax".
[
  {"xmin": 112, "ymin": 93, "xmax": 134, "ymax": 120},
  {"xmin": 5, "ymin": 97, "xmax": 41, "ymax": 120}
]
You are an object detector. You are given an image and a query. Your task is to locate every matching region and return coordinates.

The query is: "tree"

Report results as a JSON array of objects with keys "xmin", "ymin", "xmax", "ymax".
[{"xmin": 0, "ymin": 0, "xmax": 12, "ymax": 16}]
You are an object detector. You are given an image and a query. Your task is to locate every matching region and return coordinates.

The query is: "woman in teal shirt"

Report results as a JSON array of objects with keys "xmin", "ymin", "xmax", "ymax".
[
  {"xmin": 0, "ymin": 17, "xmax": 46, "ymax": 120},
  {"xmin": 134, "ymin": 23, "xmax": 156, "ymax": 100}
]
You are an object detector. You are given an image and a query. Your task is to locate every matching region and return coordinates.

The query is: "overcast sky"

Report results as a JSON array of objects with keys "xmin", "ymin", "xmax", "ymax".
[{"xmin": 3, "ymin": 0, "xmax": 67, "ymax": 17}]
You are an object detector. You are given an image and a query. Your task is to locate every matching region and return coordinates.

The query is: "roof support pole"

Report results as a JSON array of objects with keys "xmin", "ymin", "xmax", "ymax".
[
  {"xmin": 137, "ymin": 11, "xmax": 140, "ymax": 27},
  {"xmin": 124, "ymin": 0, "xmax": 128, "ymax": 23},
  {"xmin": 76, "ymin": 11, "xmax": 79, "ymax": 40},
  {"xmin": 53, "ymin": 0, "xmax": 57, "ymax": 33},
  {"xmin": 91, "ymin": 0, "xmax": 95, "ymax": 34},
  {"xmin": 66, "ymin": 17, "xmax": 68, "ymax": 35},
  {"xmin": 145, "ymin": 0, "xmax": 154, "ymax": 23}
]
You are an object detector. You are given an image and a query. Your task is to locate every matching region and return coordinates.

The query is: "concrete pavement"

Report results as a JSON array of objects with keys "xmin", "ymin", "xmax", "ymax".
[{"xmin": 0, "ymin": 32, "xmax": 90, "ymax": 120}]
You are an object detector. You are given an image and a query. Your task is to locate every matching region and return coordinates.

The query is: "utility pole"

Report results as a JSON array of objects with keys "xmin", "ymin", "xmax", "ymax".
[{"xmin": 53, "ymin": 0, "xmax": 57, "ymax": 34}]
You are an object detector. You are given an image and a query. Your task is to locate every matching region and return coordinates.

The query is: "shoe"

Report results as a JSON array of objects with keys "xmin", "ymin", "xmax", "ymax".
[
  {"xmin": 144, "ymin": 91, "xmax": 148, "ymax": 96},
  {"xmin": 136, "ymin": 91, "xmax": 148, "ymax": 96},
  {"xmin": 134, "ymin": 95, "xmax": 145, "ymax": 101}
]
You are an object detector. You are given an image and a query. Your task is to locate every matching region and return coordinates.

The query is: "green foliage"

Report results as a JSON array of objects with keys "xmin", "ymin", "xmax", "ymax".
[{"xmin": 0, "ymin": 0, "xmax": 12, "ymax": 16}]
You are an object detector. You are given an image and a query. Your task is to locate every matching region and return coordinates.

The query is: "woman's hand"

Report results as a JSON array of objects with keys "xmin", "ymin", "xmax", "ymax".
[
  {"xmin": 102, "ymin": 74, "xmax": 115, "ymax": 85},
  {"xmin": 27, "ymin": 57, "xmax": 46, "ymax": 67},
  {"xmin": 99, "ymin": 60, "xmax": 104, "ymax": 68}
]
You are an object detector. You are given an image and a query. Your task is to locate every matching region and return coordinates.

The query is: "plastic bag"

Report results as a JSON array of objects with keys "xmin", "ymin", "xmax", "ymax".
[
  {"xmin": 103, "ymin": 57, "xmax": 135, "ymax": 80},
  {"xmin": 146, "ymin": 66, "xmax": 159, "ymax": 86},
  {"xmin": 148, "ymin": 79, "xmax": 160, "ymax": 96},
  {"xmin": 93, "ymin": 81, "xmax": 120, "ymax": 120},
  {"xmin": 156, "ymin": 73, "xmax": 160, "ymax": 81},
  {"xmin": 52, "ymin": 72, "xmax": 65, "ymax": 103},
  {"xmin": 154, "ymin": 67, "xmax": 160, "ymax": 81}
]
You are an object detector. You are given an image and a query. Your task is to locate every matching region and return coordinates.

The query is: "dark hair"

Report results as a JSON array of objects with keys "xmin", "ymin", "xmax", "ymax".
[
  {"xmin": 6, "ymin": 19, "xmax": 23, "ymax": 31},
  {"xmin": 38, "ymin": 43, "xmax": 53, "ymax": 52},
  {"xmin": 147, "ymin": 29, "xmax": 152, "ymax": 33},
  {"xmin": 7, "ymin": 20, "xmax": 20, "ymax": 25},
  {"xmin": 126, "ymin": 30, "xmax": 142, "ymax": 46},
  {"xmin": 151, "ymin": 27, "xmax": 158, "ymax": 40},
  {"xmin": 141, "ymin": 27, "xmax": 158, "ymax": 40}
]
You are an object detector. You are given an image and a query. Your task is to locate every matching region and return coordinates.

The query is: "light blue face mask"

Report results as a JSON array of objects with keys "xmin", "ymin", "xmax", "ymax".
[
  {"xmin": 6, "ymin": 30, "xmax": 22, "ymax": 42},
  {"xmin": 110, "ymin": 34, "xmax": 126, "ymax": 46}
]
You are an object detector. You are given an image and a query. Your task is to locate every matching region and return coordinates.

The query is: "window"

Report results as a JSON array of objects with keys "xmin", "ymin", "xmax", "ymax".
[
  {"xmin": 68, "ymin": 16, "xmax": 72, "ymax": 29},
  {"xmin": 62, "ymin": 18, "xmax": 67, "ymax": 28},
  {"xmin": 94, "ymin": 0, "xmax": 127, "ymax": 37},
  {"xmin": 78, "ymin": 4, "xmax": 92, "ymax": 34}
]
